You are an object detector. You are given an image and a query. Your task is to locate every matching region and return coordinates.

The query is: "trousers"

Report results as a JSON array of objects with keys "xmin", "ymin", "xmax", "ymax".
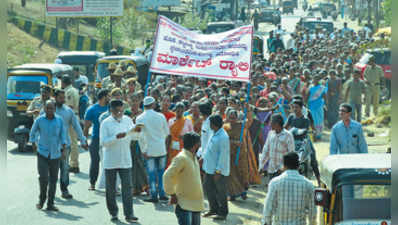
[
  {"xmin": 365, "ymin": 84, "xmax": 379, "ymax": 116},
  {"xmin": 175, "ymin": 204, "xmax": 201, "ymax": 225},
  {"xmin": 105, "ymin": 168, "xmax": 134, "ymax": 219},
  {"xmin": 69, "ymin": 127, "xmax": 79, "ymax": 168},
  {"xmin": 89, "ymin": 137, "xmax": 100, "ymax": 185},
  {"xmin": 37, "ymin": 153, "xmax": 60, "ymax": 206},
  {"xmin": 146, "ymin": 155, "xmax": 167, "ymax": 199},
  {"xmin": 203, "ymin": 173, "xmax": 228, "ymax": 217},
  {"xmin": 59, "ymin": 147, "xmax": 71, "ymax": 193}
]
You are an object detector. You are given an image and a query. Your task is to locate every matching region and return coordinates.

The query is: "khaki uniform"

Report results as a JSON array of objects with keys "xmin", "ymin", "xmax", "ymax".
[
  {"xmin": 102, "ymin": 76, "xmax": 126, "ymax": 90},
  {"xmin": 64, "ymin": 85, "xmax": 80, "ymax": 168},
  {"xmin": 364, "ymin": 65, "xmax": 384, "ymax": 116},
  {"xmin": 27, "ymin": 96, "xmax": 45, "ymax": 120}
]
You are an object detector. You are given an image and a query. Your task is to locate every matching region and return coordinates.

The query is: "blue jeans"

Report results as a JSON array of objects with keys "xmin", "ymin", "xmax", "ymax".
[
  {"xmin": 175, "ymin": 204, "xmax": 201, "ymax": 225},
  {"xmin": 105, "ymin": 168, "xmax": 134, "ymax": 219},
  {"xmin": 60, "ymin": 147, "xmax": 71, "ymax": 193},
  {"xmin": 146, "ymin": 155, "xmax": 166, "ymax": 199},
  {"xmin": 89, "ymin": 137, "xmax": 100, "ymax": 185}
]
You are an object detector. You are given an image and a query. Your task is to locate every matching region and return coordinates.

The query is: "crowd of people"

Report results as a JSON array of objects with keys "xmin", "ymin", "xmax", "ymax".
[{"xmin": 27, "ymin": 18, "xmax": 387, "ymax": 224}]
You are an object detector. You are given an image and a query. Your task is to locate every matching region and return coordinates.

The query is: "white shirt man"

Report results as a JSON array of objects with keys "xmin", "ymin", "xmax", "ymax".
[
  {"xmin": 100, "ymin": 115, "xmax": 138, "ymax": 169},
  {"xmin": 136, "ymin": 98, "xmax": 170, "ymax": 157},
  {"xmin": 99, "ymin": 99, "xmax": 140, "ymax": 222}
]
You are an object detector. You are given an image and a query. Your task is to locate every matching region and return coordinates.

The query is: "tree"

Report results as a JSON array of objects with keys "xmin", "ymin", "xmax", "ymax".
[
  {"xmin": 383, "ymin": 0, "xmax": 392, "ymax": 26},
  {"xmin": 180, "ymin": 11, "xmax": 209, "ymax": 31}
]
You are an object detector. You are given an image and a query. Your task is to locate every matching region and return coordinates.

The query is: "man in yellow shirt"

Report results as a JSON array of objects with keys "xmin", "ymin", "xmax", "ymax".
[
  {"xmin": 363, "ymin": 56, "xmax": 384, "ymax": 117},
  {"xmin": 61, "ymin": 75, "xmax": 80, "ymax": 173},
  {"xmin": 163, "ymin": 132, "xmax": 204, "ymax": 225}
]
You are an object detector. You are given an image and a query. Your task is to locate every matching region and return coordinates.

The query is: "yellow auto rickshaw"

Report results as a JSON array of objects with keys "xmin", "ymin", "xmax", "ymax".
[
  {"xmin": 7, "ymin": 63, "xmax": 73, "ymax": 151},
  {"xmin": 315, "ymin": 154, "xmax": 391, "ymax": 225}
]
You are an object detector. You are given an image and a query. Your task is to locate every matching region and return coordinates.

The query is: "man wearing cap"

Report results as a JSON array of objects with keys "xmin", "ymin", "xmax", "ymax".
[
  {"xmin": 125, "ymin": 66, "xmax": 138, "ymax": 79},
  {"xmin": 363, "ymin": 55, "xmax": 384, "ymax": 117},
  {"xmin": 62, "ymin": 75, "xmax": 81, "ymax": 174},
  {"xmin": 104, "ymin": 68, "xmax": 126, "ymax": 91},
  {"xmin": 27, "ymin": 85, "xmax": 52, "ymax": 120},
  {"xmin": 101, "ymin": 63, "xmax": 117, "ymax": 89},
  {"xmin": 136, "ymin": 96, "xmax": 170, "ymax": 203}
]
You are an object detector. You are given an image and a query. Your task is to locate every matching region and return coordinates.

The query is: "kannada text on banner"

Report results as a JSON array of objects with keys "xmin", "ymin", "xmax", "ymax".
[{"xmin": 150, "ymin": 16, "xmax": 253, "ymax": 82}]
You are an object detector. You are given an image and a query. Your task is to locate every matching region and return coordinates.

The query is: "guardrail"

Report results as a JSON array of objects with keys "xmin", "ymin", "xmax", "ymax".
[{"xmin": 9, "ymin": 16, "xmax": 131, "ymax": 55}]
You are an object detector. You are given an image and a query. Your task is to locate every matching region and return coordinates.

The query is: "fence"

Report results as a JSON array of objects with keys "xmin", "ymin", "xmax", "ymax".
[{"xmin": 9, "ymin": 16, "xmax": 131, "ymax": 55}]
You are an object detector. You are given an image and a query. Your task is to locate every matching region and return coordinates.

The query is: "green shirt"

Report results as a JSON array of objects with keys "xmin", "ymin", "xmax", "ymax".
[{"xmin": 346, "ymin": 79, "xmax": 366, "ymax": 103}]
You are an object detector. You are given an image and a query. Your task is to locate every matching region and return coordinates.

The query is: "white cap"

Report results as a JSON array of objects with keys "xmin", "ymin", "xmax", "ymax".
[{"xmin": 143, "ymin": 96, "xmax": 155, "ymax": 106}]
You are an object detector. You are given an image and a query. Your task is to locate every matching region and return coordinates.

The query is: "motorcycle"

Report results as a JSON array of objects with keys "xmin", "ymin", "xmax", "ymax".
[{"xmin": 289, "ymin": 128, "xmax": 313, "ymax": 179}]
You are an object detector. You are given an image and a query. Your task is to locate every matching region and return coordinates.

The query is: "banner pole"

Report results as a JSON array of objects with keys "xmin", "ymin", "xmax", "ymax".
[
  {"xmin": 143, "ymin": 70, "xmax": 152, "ymax": 110},
  {"xmin": 235, "ymin": 82, "xmax": 251, "ymax": 165}
]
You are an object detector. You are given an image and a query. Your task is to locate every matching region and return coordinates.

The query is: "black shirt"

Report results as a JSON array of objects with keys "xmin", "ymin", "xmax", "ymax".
[{"xmin": 285, "ymin": 113, "xmax": 311, "ymax": 140}]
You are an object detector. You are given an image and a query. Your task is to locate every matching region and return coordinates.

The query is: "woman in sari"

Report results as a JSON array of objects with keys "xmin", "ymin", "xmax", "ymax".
[
  {"xmin": 185, "ymin": 101, "xmax": 202, "ymax": 134},
  {"xmin": 125, "ymin": 93, "xmax": 149, "ymax": 196},
  {"xmin": 167, "ymin": 102, "xmax": 193, "ymax": 167},
  {"xmin": 325, "ymin": 70, "xmax": 341, "ymax": 129},
  {"xmin": 224, "ymin": 109, "xmax": 250, "ymax": 201},
  {"xmin": 306, "ymin": 75, "xmax": 327, "ymax": 141}
]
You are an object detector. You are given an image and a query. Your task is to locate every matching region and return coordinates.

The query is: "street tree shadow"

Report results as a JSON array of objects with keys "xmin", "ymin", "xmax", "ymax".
[
  {"xmin": 42, "ymin": 210, "xmax": 84, "ymax": 221},
  {"xmin": 55, "ymin": 197, "xmax": 99, "ymax": 208}
]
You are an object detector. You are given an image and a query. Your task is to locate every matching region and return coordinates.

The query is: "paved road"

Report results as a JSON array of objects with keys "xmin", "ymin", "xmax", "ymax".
[{"xmin": 4, "ymin": 6, "xmax": 374, "ymax": 225}]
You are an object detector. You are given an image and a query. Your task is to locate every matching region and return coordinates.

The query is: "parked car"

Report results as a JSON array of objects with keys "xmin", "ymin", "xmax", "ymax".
[
  {"xmin": 300, "ymin": 18, "xmax": 334, "ymax": 34},
  {"xmin": 258, "ymin": 8, "xmax": 281, "ymax": 25},
  {"xmin": 203, "ymin": 21, "xmax": 236, "ymax": 34},
  {"xmin": 355, "ymin": 48, "xmax": 391, "ymax": 100}
]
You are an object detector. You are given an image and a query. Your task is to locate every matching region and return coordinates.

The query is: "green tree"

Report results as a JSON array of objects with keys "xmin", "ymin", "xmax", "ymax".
[
  {"xmin": 96, "ymin": 17, "xmax": 123, "ymax": 47},
  {"xmin": 383, "ymin": 0, "xmax": 392, "ymax": 26},
  {"xmin": 180, "ymin": 12, "xmax": 209, "ymax": 31}
]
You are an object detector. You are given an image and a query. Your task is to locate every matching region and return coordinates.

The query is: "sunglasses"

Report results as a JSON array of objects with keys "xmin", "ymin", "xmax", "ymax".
[{"xmin": 339, "ymin": 109, "xmax": 348, "ymax": 113}]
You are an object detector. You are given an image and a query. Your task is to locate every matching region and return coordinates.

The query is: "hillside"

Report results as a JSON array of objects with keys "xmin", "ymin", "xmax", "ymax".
[{"xmin": 7, "ymin": 22, "xmax": 60, "ymax": 67}]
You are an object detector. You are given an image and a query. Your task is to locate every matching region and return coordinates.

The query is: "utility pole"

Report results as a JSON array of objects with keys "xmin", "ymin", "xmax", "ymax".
[
  {"xmin": 110, "ymin": 17, "xmax": 113, "ymax": 48},
  {"xmin": 375, "ymin": 0, "xmax": 379, "ymax": 29},
  {"xmin": 367, "ymin": 0, "xmax": 371, "ymax": 26}
]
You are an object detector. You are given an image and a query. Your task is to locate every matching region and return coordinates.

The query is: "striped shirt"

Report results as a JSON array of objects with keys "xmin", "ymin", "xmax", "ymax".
[
  {"xmin": 259, "ymin": 129, "xmax": 295, "ymax": 173},
  {"xmin": 262, "ymin": 170, "xmax": 316, "ymax": 225}
]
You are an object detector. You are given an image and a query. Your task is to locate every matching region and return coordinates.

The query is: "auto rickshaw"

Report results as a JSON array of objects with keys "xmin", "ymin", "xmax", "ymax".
[
  {"xmin": 55, "ymin": 51, "xmax": 105, "ymax": 82},
  {"xmin": 282, "ymin": 0, "xmax": 294, "ymax": 14},
  {"xmin": 252, "ymin": 35, "xmax": 264, "ymax": 58},
  {"xmin": 7, "ymin": 63, "xmax": 73, "ymax": 151},
  {"xmin": 55, "ymin": 51, "xmax": 105, "ymax": 99},
  {"xmin": 95, "ymin": 55, "xmax": 149, "ymax": 89},
  {"xmin": 315, "ymin": 154, "xmax": 391, "ymax": 225}
]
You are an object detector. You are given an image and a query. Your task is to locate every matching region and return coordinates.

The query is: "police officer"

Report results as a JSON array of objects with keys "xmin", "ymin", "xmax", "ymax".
[
  {"xmin": 62, "ymin": 75, "xmax": 80, "ymax": 173},
  {"xmin": 27, "ymin": 85, "xmax": 52, "ymax": 120},
  {"xmin": 363, "ymin": 55, "xmax": 384, "ymax": 117},
  {"xmin": 104, "ymin": 67, "xmax": 126, "ymax": 91},
  {"xmin": 101, "ymin": 63, "xmax": 117, "ymax": 89}
]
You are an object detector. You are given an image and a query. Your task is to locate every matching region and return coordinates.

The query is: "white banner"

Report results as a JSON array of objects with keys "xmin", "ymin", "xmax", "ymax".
[
  {"xmin": 46, "ymin": 0, "xmax": 123, "ymax": 17},
  {"xmin": 150, "ymin": 16, "xmax": 253, "ymax": 82}
]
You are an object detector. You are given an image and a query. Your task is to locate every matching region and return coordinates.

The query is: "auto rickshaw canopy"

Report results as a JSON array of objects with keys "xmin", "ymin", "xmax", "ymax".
[{"xmin": 320, "ymin": 154, "xmax": 391, "ymax": 192}]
